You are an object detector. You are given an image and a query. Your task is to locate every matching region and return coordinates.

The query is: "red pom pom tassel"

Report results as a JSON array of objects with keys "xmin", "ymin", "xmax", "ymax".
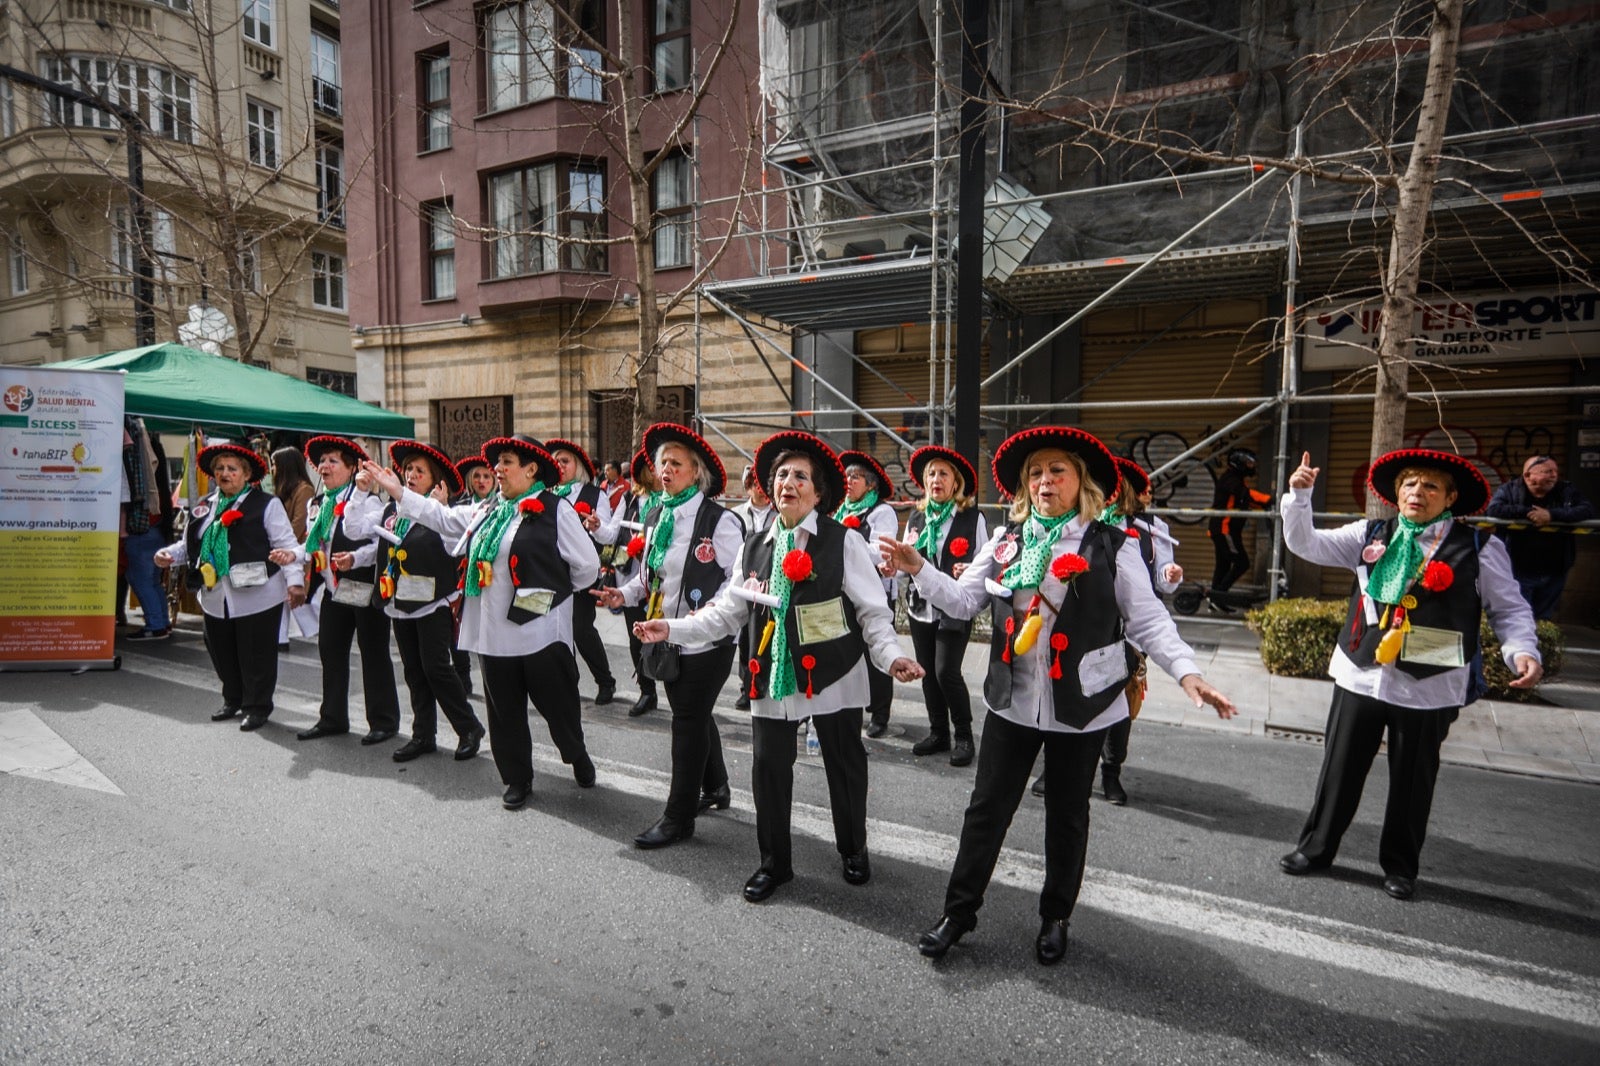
[
  {"xmin": 748, "ymin": 659, "xmax": 760, "ymax": 700},
  {"xmin": 802, "ymin": 654, "xmax": 817, "ymax": 699},
  {"xmin": 1002, "ymin": 615, "xmax": 1015, "ymax": 663},
  {"xmin": 1049, "ymin": 632, "xmax": 1068, "ymax": 680}
]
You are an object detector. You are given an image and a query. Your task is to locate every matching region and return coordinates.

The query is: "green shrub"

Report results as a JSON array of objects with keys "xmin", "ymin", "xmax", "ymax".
[{"xmin": 1246, "ymin": 597, "xmax": 1564, "ymax": 699}]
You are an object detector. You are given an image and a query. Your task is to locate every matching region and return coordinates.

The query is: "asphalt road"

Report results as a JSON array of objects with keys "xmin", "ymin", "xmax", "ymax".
[{"xmin": 3, "ymin": 631, "xmax": 1598, "ymax": 1065}]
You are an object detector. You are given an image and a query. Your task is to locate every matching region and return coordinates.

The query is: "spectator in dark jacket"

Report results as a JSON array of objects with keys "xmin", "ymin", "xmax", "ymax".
[{"xmin": 1485, "ymin": 455, "xmax": 1595, "ymax": 619}]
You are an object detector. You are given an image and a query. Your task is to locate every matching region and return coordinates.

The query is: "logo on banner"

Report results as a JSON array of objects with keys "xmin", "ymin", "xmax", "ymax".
[{"xmin": 3, "ymin": 385, "xmax": 33, "ymax": 413}]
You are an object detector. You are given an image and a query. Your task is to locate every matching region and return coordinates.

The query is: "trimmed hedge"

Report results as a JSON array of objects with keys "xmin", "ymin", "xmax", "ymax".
[{"xmin": 1245, "ymin": 597, "xmax": 1563, "ymax": 702}]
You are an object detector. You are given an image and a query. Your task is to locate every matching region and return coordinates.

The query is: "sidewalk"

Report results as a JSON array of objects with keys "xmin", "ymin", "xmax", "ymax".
[{"xmin": 589, "ymin": 611, "xmax": 1600, "ymax": 786}]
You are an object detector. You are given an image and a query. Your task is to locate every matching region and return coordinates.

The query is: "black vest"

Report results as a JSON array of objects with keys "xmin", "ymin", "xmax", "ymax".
[
  {"xmin": 743, "ymin": 517, "xmax": 863, "ymax": 700},
  {"xmin": 640, "ymin": 496, "xmax": 733, "ymax": 636},
  {"xmin": 1342, "ymin": 518, "xmax": 1482, "ymax": 681},
  {"xmin": 1125, "ymin": 516, "xmax": 1159, "ymax": 592},
  {"xmin": 184, "ymin": 489, "xmax": 278, "ymax": 584},
  {"xmin": 905, "ymin": 505, "xmax": 982, "ymax": 632},
  {"xmin": 380, "ymin": 501, "xmax": 463, "ymax": 614},
  {"xmin": 494, "ymin": 491, "xmax": 574, "ymax": 625},
  {"xmin": 983, "ymin": 520, "xmax": 1131, "ymax": 729}
]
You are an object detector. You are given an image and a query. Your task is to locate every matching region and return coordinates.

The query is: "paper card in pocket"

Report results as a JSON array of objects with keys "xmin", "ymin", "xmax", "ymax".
[
  {"xmin": 228, "ymin": 561, "xmax": 269, "ymax": 589},
  {"xmin": 514, "ymin": 587, "xmax": 556, "ymax": 616},
  {"xmin": 331, "ymin": 578, "xmax": 376, "ymax": 606},
  {"xmin": 396, "ymin": 574, "xmax": 436, "ymax": 602},
  {"xmin": 1401, "ymin": 625, "xmax": 1465, "ymax": 668},
  {"xmin": 795, "ymin": 597, "xmax": 850, "ymax": 645},
  {"xmin": 1077, "ymin": 640, "xmax": 1130, "ymax": 696}
]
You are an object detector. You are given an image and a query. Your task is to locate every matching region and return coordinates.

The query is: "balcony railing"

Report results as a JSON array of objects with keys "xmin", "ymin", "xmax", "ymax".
[{"xmin": 313, "ymin": 77, "xmax": 341, "ymax": 118}]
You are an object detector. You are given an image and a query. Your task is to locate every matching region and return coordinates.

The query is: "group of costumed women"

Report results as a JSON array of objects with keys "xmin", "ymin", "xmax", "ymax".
[{"xmin": 153, "ymin": 420, "xmax": 1535, "ymax": 963}]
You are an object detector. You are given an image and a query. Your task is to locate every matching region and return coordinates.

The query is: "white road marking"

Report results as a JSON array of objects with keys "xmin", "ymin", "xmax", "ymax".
[{"xmin": 0, "ymin": 708, "xmax": 123, "ymax": 795}]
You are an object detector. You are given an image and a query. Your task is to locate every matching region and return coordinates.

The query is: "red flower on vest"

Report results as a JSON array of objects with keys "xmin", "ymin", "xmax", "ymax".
[
  {"xmin": 949, "ymin": 536, "xmax": 970, "ymax": 558},
  {"xmin": 1420, "ymin": 560, "xmax": 1454, "ymax": 592},
  {"xmin": 1050, "ymin": 552, "xmax": 1089, "ymax": 581},
  {"xmin": 519, "ymin": 497, "xmax": 543, "ymax": 514},
  {"xmin": 574, "ymin": 501, "xmax": 592, "ymax": 516},
  {"xmin": 1126, "ymin": 527, "xmax": 1140, "ymax": 539},
  {"xmin": 842, "ymin": 515, "xmax": 861, "ymax": 529},
  {"xmin": 782, "ymin": 549, "xmax": 813, "ymax": 582},
  {"xmin": 219, "ymin": 509, "xmax": 243, "ymax": 527},
  {"xmin": 626, "ymin": 535, "xmax": 645, "ymax": 558},
  {"xmin": 333, "ymin": 501, "xmax": 347, "ymax": 517}
]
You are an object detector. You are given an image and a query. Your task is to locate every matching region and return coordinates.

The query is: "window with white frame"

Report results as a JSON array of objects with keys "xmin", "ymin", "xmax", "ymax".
[
  {"xmin": 237, "ymin": 239, "xmax": 261, "ymax": 293},
  {"xmin": 424, "ymin": 200, "xmax": 456, "ymax": 300},
  {"xmin": 246, "ymin": 98, "xmax": 279, "ymax": 168},
  {"xmin": 420, "ymin": 52, "xmax": 451, "ymax": 152},
  {"xmin": 485, "ymin": 159, "xmax": 605, "ymax": 277},
  {"xmin": 483, "ymin": 1, "xmax": 602, "ymax": 111},
  {"xmin": 38, "ymin": 55, "xmax": 194, "ymax": 142},
  {"xmin": 311, "ymin": 30, "xmax": 341, "ymax": 116},
  {"xmin": 650, "ymin": 0, "xmax": 691, "ymax": 92},
  {"xmin": 316, "ymin": 141, "xmax": 344, "ymax": 226},
  {"xmin": 8, "ymin": 235, "xmax": 28, "ymax": 295},
  {"xmin": 243, "ymin": 0, "xmax": 275, "ymax": 50},
  {"xmin": 312, "ymin": 250, "xmax": 346, "ymax": 310},
  {"xmin": 652, "ymin": 152, "xmax": 693, "ymax": 269}
]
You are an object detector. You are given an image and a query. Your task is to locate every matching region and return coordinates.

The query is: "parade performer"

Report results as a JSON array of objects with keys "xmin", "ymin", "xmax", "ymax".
[
  {"xmin": 731, "ymin": 463, "xmax": 776, "ymax": 710},
  {"xmin": 880, "ymin": 426, "xmax": 1233, "ymax": 965},
  {"xmin": 450, "ymin": 453, "xmax": 496, "ymax": 696},
  {"xmin": 835, "ymin": 450, "xmax": 900, "ymax": 738},
  {"xmin": 1277, "ymin": 450, "xmax": 1540, "ymax": 900},
  {"xmin": 547, "ymin": 438, "xmax": 618, "ymax": 705},
  {"xmin": 608, "ymin": 448, "xmax": 662, "ymax": 718},
  {"xmin": 637, "ymin": 431, "xmax": 923, "ymax": 903}
]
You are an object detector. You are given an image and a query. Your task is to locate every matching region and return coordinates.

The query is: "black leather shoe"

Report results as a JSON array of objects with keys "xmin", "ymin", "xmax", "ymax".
[
  {"xmin": 502, "ymin": 783, "xmax": 530, "ymax": 810},
  {"xmin": 572, "ymin": 756, "xmax": 597, "ymax": 788},
  {"xmin": 628, "ymin": 693, "xmax": 657, "ymax": 717},
  {"xmin": 1030, "ymin": 774, "xmax": 1046, "ymax": 797},
  {"xmin": 454, "ymin": 727, "xmax": 485, "ymax": 761},
  {"xmin": 296, "ymin": 721, "xmax": 349, "ymax": 741},
  {"xmin": 743, "ymin": 868, "xmax": 792, "ymax": 903},
  {"xmin": 360, "ymin": 729, "xmax": 396, "ymax": 746},
  {"xmin": 634, "ymin": 817, "xmax": 694, "ymax": 849},
  {"xmin": 392, "ymin": 737, "xmax": 436, "ymax": 762},
  {"xmin": 865, "ymin": 718, "xmax": 888, "ymax": 739},
  {"xmin": 842, "ymin": 849, "xmax": 871, "ymax": 886},
  {"xmin": 238, "ymin": 714, "xmax": 269, "ymax": 732},
  {"xmin": 1035, "ymin": 918, "xmax": 1069, "ymax": 965},
  {"xmin": 1101, "ymin": 767, "xmax": 1128, "ymax": 805},
  {"xmin": 1383, "ymin": 875, "xmax": 1416, "ymax": 901},
  {"xmin": 734, "ymin": 693, "xmax": 751, "ymax": 711},
  {"xmin": 918, "ymin": 916, "xmax": 967, "ymax": 959},
  {"xmin": 950, "ymin": 736, "xmax": 975, "ymax": 767},
  {"xmin": 211, "ymin": 706, "xmax": 241, "ymax": 722},
  {"xmin": 697, "ymin": 783, "xmax": 731, "ymax": 812},
  {"xmin": 911, "ymin": 733, "xmax": 950, "ymax": 756},
  {"xmin": 1278, "ymin": 850, "xmax": 1330, "ymax": 876},
  {"xmin": 593, "ymin": 684, "xmax": 616, "ymax": 706}
]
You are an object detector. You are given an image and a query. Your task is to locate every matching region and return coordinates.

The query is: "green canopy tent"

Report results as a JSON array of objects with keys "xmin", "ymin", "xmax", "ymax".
[{"xmin": 53, "ymin": 342, "xmax": 413, "ymax": 438}]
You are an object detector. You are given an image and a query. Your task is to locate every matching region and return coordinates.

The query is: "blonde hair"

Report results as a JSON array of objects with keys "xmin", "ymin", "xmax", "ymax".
[
  {"xmin": 916, "ymin": 457, "xmax": 972, "ymax": 512},
  {"xmin": 654, "ymin": 441, "xmax": 714, "ymax": 494},
  {"xmin": 1008, "ymin": 448, "xmax": 1106, "ymax": 522}
]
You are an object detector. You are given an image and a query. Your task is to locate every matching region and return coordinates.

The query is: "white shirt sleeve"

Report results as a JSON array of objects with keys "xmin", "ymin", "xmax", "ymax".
[
  {"xmin": 664, "ymin": 541, "xmax": 753, "ymax": 647},
  {"xmin": 557, "ymin": 501, "xmax": 601, "ymax": 590},
  {"xmin": 910, "ymin": 525, "xmax": 1001, "ymax": 619},
  {"xmin": 842, "ymin": 528, "xmax": 910, "ymax": 672},
  {"xmin": 590, "ymin": 490, "xmax": 617, "ymax": 545},
  {"xmin": 398, "ymin": 487, "xmax": 479, "ymax": 543},
  {"xmin": 1151, "ymin": 516, "xmax": 1181, "ymax": 594},
  {"xmin": 1281, "ymin": 487, "xmax": 1367, "ymax": 569},
  {"xmin": 263, "ymin": 498, "xmax": 305, "ymax": 588},
  {"xmin": 1114, "ymin": 537, "xmax": 1197, "ymax": 680}
]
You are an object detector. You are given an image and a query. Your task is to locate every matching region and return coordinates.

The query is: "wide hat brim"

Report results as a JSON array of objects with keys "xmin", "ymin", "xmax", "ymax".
[
  {"xmin": 305, "ymin": 434, "xmax": 369, "ymax": 466},
  {"xmin": 1113, "ymin": 457, "xmax": 1151, "ymax": 497},
  {"xmin": 643, "ymin": 422, "xmax": 728, "ymax": 498},
  {"xmin": 630, "ymin": 447, "xmax": 652, "ymax": 484},
  {"xmin": 199, "ymin": 442, "xmax": 267, "ymax": 482},
  {"xmin": 991, "ymin": 426, "xmax": 1119, "ymax": 501},
  {"xmin": 483, "ymin": 435, "xmax": 561, "ymax": 489},
  {"xmin": 544, "ymin": 438, "xmax": 597, "ymax": 480},
  {"xmin": 390, "ymin": 440, "xmax": 462, "ymax": 496},
  {"xmin": 754, "ymin": 431, "xmax": 846, "ymax": 515},
  {"xmin": 909, "ymin": 445, "xmax": 978, "ymax": 499},
  {"xmin": 837, "ymin": 450, "xmax": 895, "ymax": 501},
  {"xmin": 454, "ymin": 454, "xmax": 490, "ymax": 478},
  {"xmin": 1368, "ymin": 449, "xmax": 1490, "ymax": 515}
]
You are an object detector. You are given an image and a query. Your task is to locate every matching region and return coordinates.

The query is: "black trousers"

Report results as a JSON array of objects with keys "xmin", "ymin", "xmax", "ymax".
[
  {"xmin": 203, "ymin": 605, "xmax": 281, "ymax": 717},
  {"xmin": 623, "ymin": 604, "xmax": 655, "ymax": 699},
  {"xmin": 316, "ymin": 598, "xmax": 400, "ymax": 732},
  {"xmin": 1209, "ymin": 528, "xmax": 1250, "ymax": 591},
  {"xmin": 1295, "ymin": 687, "xmax": 1458, "ymax": 879},
  {"xmin": 1101, "ymin": 717, "xmax": 1131, "ymax": 770},
  {"xmin": 452, "ymin": 648, "xmax": 474, "ymax": 695},
  {"xmin": 393, "ymin": 607, "xmax": 483, "ymax": 742},
  {"xmin": 750, "ymin": 709, "xmax": 868, "ymax": 877},
  {"xmin": 570, "ymin": 584, "xmax": 616, "ymax": 690},
  {"xmin": 943, "ymin": 712, "xmax": 1107, "ymax": 930},
  {"xmin": 909, "ymin": 617, "xmax": 974, "ymax": 739},
  {"xmin": 660, "ymin": 643, "xmax": 735, "ymax": 822},
  {"xmin": 479, "ymin": 643, "xmax": 589, "ymax": 788}
]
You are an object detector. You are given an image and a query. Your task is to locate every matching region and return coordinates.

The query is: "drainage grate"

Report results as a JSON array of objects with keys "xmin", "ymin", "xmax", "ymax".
[{"xmin": 1266, "ymin": 726, "xmax": 1325, "ymax": 744}]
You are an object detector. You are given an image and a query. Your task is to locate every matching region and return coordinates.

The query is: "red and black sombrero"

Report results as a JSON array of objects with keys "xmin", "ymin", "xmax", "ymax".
[
  {"xmin": 454, "ymin": 454, "xmax": 491, "ymax": 481},
  {"xmin": 836, "ymin": 450, "xmax": 895, "ymax": 501},
  {"xmin": 629, "ymin": 446, "xmax": 653, "ymax": 485},
  {"xmin": 305, "ymin": 434, "xmax": 369, "ymax": 467},
  {"xmin": 909, "ymin": 445, "xmax": 978, "ymax": 499},
  {"xmin": 544, "ymin": 438, "xmax": 597, "ymax": 481},
  {"xmin": 991, "ymin": 426, "xmax": 1119, "ymax": 501},
  {"xmin": 754, "ymin": 430, "xmax": 847, "ymax": 515},
  {"xmin": 198, "ymin": 440, "xmax": 267, "ymax": 482},
  {"xmin": 1113, "ymin": 456, "xmax": 1151, "ymax": 497},
  {"xmin": 1367, "ymin": 448, "xmax": 1490, "ymax": 516},
  {"xmin": 483, "ymin": 434, "xmax": 561, "ymax": 489},
  {"xmin": 390, "ymin": 440, "xmax": 462, "ymax": 496},
  {"xmin": 642, "ymin": 422, "xmax": 728, "ymax": 498}
]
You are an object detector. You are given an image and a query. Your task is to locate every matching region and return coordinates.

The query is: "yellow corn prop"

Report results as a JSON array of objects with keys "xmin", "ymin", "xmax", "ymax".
[
  {"xmin": 1012, "ymin": 594, "xmax": 1043, "ymax": 656},
  {"xmin": 757, "ymin": 619, "xmax": 776, "ymax": 655},
  {"xmin": 476, "ymin": 560, "xmax": 493, "ymax": 588},
  {"xmin": 1375, "ymin": 605, "xmax": 1408, "ymax": 665},
  {"xmin": 199, "ymin": 562, "xmax": 217, "ymax": 589}
]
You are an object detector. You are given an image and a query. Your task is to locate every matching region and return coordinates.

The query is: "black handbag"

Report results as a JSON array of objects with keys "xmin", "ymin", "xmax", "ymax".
[{"xmin": 640, "ymin": 640, "xmax": 681, "ymax": 683}]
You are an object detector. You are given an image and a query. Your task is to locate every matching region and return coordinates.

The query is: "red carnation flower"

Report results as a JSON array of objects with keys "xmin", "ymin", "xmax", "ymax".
[
  {"xmin": 519, "ymin": 497, "xmax": 543, "ymax": 514},
  {"xmin": 1420, "ymin": 560, "xmax": 1454, "ymax": 592},
  {"xmin": 781, "ymin": 549, "xmax": 813, "ymax": 583},
  {"xmin": 626, "ymin": 535, "xmax": 645, "ymax": 559},
  {"xmin": 219, "ymin": 509, "xmax": 243, "ymax": 527},
  {"xmin": 949, "ymin": 537, "xmax": 969, "ymax": 559},
  {"xmin": 333, "ymin": 501, "xmax": 347, "ymax": 517},
  {"xmin": 1126, "ymin": 527, "xmax": 1140, "ymax": 539},
  {"xmin": 574, "ymin": 501, "xmax": 592, "ymax": 516},
  {"xmin": 1050, "ymin": 553, "xmax": 1090, "ymax": 581},
  {"xmin": 842, "ymin": 515, "xmax": 861, "ymax": 529}
]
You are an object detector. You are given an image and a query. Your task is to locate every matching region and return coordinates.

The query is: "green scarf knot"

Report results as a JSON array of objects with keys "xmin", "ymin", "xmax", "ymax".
[
  {"xmin": 644, "ymin": 486, "xmax": 700, "ymax": 572},
  {"xmin": 304, "ymin": 483, "xmax": 350, "ymax": 555},
  {"xmin": 198, "ymin": 489, "xmax": 248, "ymax": 580},
  {"xmin": 1366, "ymin": 511, "xmax": 1453, "ymax": 604},
  {"xmin": 465, "ymin": 484, "xmax": 544, "ymax": 597},
  {"xmin": 833, "ymin": 490, "xmax": 878, "ymax": 525},
  {"xmin": 912, "ymin": 498, "xmax": 955, "ymax": 557},
  {"xmin": 1000, "ymin": 508, "xmax": 1078, "ymax": 590},
  {"xmin": 765, "ymin": 522, "xmax": 800, "ymax": 701}
]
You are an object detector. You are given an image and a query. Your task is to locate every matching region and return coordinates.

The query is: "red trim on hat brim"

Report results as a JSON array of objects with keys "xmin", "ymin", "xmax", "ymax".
[
  {"xmin": 390, "ymin": 440, "xmax": 463, "ymax": 496},
  {"xmin": 199, "ymin": 442, "xmax": 267, "ymax": 482},
  {"xmin": 304, "ymin": 434, "xmax": 369, "ymax": 465},
  {"xmin": 837, "ymin": 450, "xmax": 895, "ymax": 501},
  {"xmin": 642, "ymin": 422, "xmax": 728, "ymax": 498},
  {"xmin": 544, "ymin": 438, "xmax": 597, "ymax": 479},
  {"xmin": 909, "ymin": 445, "xmax": 978, "ymax": 499},
  {"xmin": 483, "ymin": 436, "xmax": 561, "ymax": 488},
  {"xmin": 1367, "ymin": 448, "xmax": 1491, "ymax": 515},
  {"xmin": 991, "ymin": 426, "xmax": 1119, "ymax": 500},
  {"xmin": 754, "ymin": 431, "xmax": 846, "ymax": 512},
  {"xmin": 1113, "ymin": 457, "xmax": 1151, "ymax": 497}
]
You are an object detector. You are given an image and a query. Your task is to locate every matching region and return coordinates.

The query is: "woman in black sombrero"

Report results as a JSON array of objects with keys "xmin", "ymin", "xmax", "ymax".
[
  {"xmin": 637, "ymin": 431, "xmax": 923, "ymax": 903},
  {"xmin": 364, "ymin": 435, "xmax": 599, "ymax": 809},
  {"xmin": 595, "ymin": 424, "xmax": 744, "ymax": 849},
  {"xmin": 901, "ymin": 444, "xmax": 987, "ymax": 767},
  {"xmin": 348, "ymin": 441, "xmax": 485, "ymax": 763},
  {"xmin": 546, "ymin": 437, "xmax": 618, "ymax": 705},
  {"xmin": 449, "ymin": 453, "xmax": 496, "ymax": 696},
  {"xmin": 1276, "ymin": 448, "xmax": 1541, "ymax": 901},
  {"xmin": 881, "ymin": 426, "xmax": 1233, "ymax": 965},
  {"xmin": 156, "ymin": 441, "xmax": 305, "ymax": 730},
  {"xmin": 292, "ymin": 435, "xmax": 401, "ymax": 747},
  {"xmin": 608, "ymin": 447, "xmax": 662, "ymax": 718},
  {"xmin": 835, "ymin": 450, "xmax": 900, "ymax": 738}
]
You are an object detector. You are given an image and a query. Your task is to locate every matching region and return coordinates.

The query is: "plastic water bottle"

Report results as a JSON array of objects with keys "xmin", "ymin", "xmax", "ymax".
[{"xmin": 805, "ymin": 718, "xmax": 820, "ymax": 756}]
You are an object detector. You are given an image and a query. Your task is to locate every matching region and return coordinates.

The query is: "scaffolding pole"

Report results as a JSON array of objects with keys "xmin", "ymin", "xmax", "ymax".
[{"xmin": 1267, "ymin": 124, "xmax": 1305, "ymax": 604}]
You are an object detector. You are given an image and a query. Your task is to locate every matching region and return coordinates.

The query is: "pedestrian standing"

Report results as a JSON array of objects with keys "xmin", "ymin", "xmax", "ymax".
[
  {"xmin": 123, "ymin": 416, "xmax": 173, "ymax": 641},
  {"xmin": 1484, "ymin": 454, "xmax": 1595, "ymax": 619},
  {"xmin": 546, "ymin": 438, "xmax": 618, "ymax": 705}
]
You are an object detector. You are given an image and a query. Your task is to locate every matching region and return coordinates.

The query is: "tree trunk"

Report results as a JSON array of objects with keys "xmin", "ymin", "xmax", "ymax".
[
  {"xmin": 614, "ymin": 3, "xmax": 661, "ymax": 439},
  {"xmin": 1367, "ymin": 0, "xmax": 1464, "ymax": 516}
]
